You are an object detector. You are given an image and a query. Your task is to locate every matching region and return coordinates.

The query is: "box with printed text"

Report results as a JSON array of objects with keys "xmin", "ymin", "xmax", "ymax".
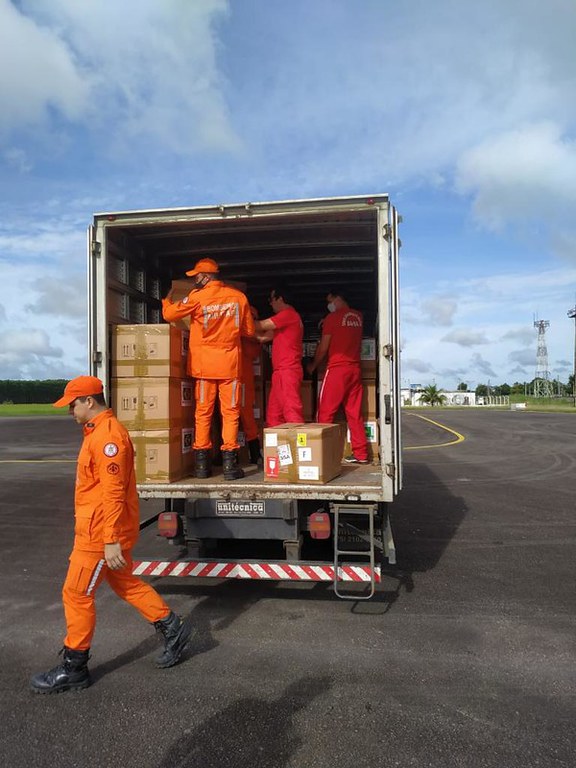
[
  {"xmin": 130, "ymin": 427, "xmax": 195, "ymax": 483},
  {"xmin": 263, "ymin": 423, "xmax": 342, "ymax": 484},
  {"xmin": 112, "ymin": 324, "xmax": 189, "ymax": 378},
  {"xmin": 113, "ymin": 377, "xmax": 195, "ymax": 431}
]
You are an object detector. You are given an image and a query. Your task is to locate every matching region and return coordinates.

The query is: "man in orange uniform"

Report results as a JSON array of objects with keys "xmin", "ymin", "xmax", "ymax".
[
  {"xmin": 240, "ymin": 306, "xmax": 263, "ymax": 465},
  {"xmin": 30, "ymin": 376, "xmax": 193, "ymax": 694},
  {"xmin": 255, "ymin": 283, "xmax": 304, "ymax": 427},
  {"xmin": 307, "ymin": 290, "xmax": 369, "ymax": 464},
  {"xmin": 162, "ymin": 258, "xmax": 255, "ymax": 480}
]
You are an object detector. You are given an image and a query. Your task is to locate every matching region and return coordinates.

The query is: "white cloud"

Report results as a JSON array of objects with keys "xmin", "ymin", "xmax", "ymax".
[
  {"xmin": 420, "ymin": 296, "xmax": 457, "ymax": 327},
  {"xmin": 470, "ymin": 353, "xmax": 497, "ymax": 379},
  {"xmin": 442, "ymin": 329, "xmax": 490, "ymax": 347},
  {"xmin": 456, "ymin": 122, "xmax": 576, "ymax": 231},
  {"xmin": 26, "ymin": 276, "xmax": 86, "ymax": 318},
  {"xmin": 3, "ymin": 0, "xmax": 238, "ymax": 156},
  {"xmin": 0, "ymin": 0, "xmax": 89, "ymax": 132},
  {"xmin": 508, "ymin": 349, "xmax": 536, "ymax": 367}
]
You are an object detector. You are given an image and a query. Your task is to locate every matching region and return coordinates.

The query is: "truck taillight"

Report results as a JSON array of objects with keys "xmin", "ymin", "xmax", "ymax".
[
  {"xmin": 158, "ymin": 512, "xmax": 180, "ymax": 538},
  {"xmin": 308, "ymin": 511, "xmax": 331, "ymax": 540}
]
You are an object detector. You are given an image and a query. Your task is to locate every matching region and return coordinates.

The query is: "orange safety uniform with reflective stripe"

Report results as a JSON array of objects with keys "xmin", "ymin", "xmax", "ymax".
[
  {"xmin": 162, "ymin": 281, "xmax": 256, "ymax": 450},
  {"xmin": 63, "ymin": 409, "xmax": 170, "ymax": 650},
  {"xmin": 240, "ymin": 335, "xmax": 262, "ymax": 441}
]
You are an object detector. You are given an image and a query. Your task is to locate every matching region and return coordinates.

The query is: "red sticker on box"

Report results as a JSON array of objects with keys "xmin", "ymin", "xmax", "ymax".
[{"xmin": 266, "ymin": 456, "xmax": 279, "ymax": 478}]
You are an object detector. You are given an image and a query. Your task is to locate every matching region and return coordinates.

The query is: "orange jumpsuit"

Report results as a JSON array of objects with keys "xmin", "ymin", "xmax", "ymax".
[
  {"xmin": 240, "ymin": 335, "xmax": 262, "ymax": 441},
  {"xmin": 63, "ymin": 409, "xmax": 170, "ymax": 651},
  {"xmin": 162, "ymin": 281, "xmax": 255, "ymax": 451}
]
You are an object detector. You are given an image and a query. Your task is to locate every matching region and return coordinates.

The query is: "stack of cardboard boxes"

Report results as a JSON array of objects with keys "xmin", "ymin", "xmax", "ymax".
[{"xmin": 111, "ymin": 324, "xmax": 195, "ymax": 483}]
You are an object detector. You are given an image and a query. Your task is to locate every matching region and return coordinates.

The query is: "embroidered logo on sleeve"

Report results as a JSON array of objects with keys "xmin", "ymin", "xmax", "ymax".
[
  {"xmin": 103, "ymin": 442, "xmax": 119, "ymax": 457},
  {"xmin": 107, "ymin": 463, "xmax": 120, "ymax": 475}
]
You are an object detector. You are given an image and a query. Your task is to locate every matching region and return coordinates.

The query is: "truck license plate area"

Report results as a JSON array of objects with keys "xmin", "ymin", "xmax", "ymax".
[{"xmin": 215, "ymin": 501, "xmax": 266, "ymax": 517}]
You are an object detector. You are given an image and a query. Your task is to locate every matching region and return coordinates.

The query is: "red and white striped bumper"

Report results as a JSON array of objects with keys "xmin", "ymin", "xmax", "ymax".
[{"xmin": 132, "ymin": 560, "xmax": 381, "ymax": 582}]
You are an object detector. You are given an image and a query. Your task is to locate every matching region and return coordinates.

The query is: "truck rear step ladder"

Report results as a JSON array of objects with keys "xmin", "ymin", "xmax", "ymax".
[{"xmin": 333, "ymin": 503, "xmax": 379, "ymax": 600}]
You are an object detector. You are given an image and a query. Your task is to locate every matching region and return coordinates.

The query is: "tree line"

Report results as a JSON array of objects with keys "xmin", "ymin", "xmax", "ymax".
[{"xmin": 0, "ymin": 380, "xmax": 68, "ymax": 404}]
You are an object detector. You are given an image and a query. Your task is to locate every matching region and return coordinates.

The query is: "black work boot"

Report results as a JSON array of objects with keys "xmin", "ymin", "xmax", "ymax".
[
  {"xmin": 248, "ymin": 438, "xmax": 263, "ymax": 467},
  {"xmin": 30, "ymin": 647, "xmax": 91, "ymax": 694},
  {"xmin": 194, "ymin": 449, "xmax": 211, "ymax": 479},
  {"xmin": 153, "ymin": 611, "xmax": 193, "ymax": 668},
  {"xmin": 222, "ymin": 450, "xmax": 245, "ymax": 480}
]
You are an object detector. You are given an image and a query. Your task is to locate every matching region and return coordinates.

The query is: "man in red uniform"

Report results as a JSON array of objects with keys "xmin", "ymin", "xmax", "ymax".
[
  {"xmin": 255, "ymin": 283, "xmax": 304, "ymax": 427},
  {"xmin": 162, "ymin": 258, "xmax": 255, "ymax": 480},
  {"xmin": 31, "ymin": 376, "xmax": 193, "ymax": 694},
  {"xmin": 307, "ymin": 291, "xmax": 369, "ymax": 464}
]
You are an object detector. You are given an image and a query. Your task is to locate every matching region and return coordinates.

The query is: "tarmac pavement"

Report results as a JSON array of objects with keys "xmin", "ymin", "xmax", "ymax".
[{"xmin": 0, "ymin": 409, "xmax": 574, "ymax": 768}]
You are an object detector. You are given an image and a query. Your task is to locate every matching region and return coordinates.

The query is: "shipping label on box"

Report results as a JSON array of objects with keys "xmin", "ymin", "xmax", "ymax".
[
  {"xmin": 113, "ymin": 377, "xmax": 195, "ymax": 431},
  {"xmin": 112, "ymin": 324, "xmax": 188, "ymax": 378}
]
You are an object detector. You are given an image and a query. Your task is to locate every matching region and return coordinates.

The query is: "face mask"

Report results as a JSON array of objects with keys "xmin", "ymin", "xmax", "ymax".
[
  {"xmin": 194, "ymin": 275, "xmax": 207, "ymax": 290},
  {"xmin": 327, "ymin": 302, "xmax": 336, "ymax": 313}
]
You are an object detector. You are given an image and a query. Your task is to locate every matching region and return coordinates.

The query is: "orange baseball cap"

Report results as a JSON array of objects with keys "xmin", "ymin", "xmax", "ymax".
[
  {"xmin": 185, "ymin": 258, "xmax": 219, "ymax": 277},
  {"xmin": 53, "ymin": 376, "xmax": 104, "ymax": 407}
]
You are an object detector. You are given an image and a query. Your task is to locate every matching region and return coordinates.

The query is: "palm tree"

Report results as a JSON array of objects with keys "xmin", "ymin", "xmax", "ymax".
[{"xmin": 419, "ymin": 384, "xmax": 447, "ymax": 407}]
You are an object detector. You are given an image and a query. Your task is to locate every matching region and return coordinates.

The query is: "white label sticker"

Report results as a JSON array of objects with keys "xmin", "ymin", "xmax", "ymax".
[
  {"xmin": 298, "ymin": 447, "xmax": 312, "ymax": 462},
  {"xmin": 265, "ymin": 433, "xmax": 278, "ymax": 447},
  {"xmin": 181, "ymin": 381, "xmax": 193, "ymax": 406},
  {"xmin": 277, "ymin": 443, "xmax": 293, "ymax": 466},
  {"xmin": 299, "ymin": 466, "xmax": 319, "ymax": 481}
]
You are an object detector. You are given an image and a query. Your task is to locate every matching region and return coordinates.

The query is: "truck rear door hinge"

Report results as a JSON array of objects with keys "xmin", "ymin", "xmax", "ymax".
[
  {"xmin": 91, "ymin": 241, "xmax": 102, "ymax": 258},
  {"xmin": 383, "ymin": 344, "xmax": 394, "ymax": 359},
  {"xmin": 92, "ymin": 350, "xmax": 103, "ymax": 363},
  {"xmin": 382, "ymin": 224, "xmax": 391, "ymax": 241},
  {"xmin": 386, "ymin": 463, "xmax": 396, "ymax": 479}
]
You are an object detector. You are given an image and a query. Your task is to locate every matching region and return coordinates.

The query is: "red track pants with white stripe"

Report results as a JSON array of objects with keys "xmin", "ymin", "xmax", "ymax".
[
  {"xmin": 62, "ymin": 549, "xmax": 170, "ymax": 651},
  {"xmin": 266, "ymin": 367, "xmax": 304, "ymax": 427},
  {"xmin": 317, "ymin": 364, "xmax": 369, "ymax": 461}
]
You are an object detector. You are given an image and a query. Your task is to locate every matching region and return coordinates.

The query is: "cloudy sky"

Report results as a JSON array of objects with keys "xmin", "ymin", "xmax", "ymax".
[{"xmin": 1, "ymin": 0, "xmax": 575, "ymax": 389}]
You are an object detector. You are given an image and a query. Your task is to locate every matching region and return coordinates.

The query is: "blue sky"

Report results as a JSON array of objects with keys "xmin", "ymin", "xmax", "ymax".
[{"xmin": 1, "ymin": 0, "xmax": 575, "ymax": 389}]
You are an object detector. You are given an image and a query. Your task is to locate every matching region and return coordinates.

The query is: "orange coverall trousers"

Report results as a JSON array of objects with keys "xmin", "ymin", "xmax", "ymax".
[
  {"xmin": 194, "ymin": 378, "xmax": 240, "ymax": 451},
  {"xmin": 63, "ymin": 550, "xmax": 170, "ymax": 651},
  {"xmin": 239, "ymin": 366, "xmax": 259, "ymax": 442}
]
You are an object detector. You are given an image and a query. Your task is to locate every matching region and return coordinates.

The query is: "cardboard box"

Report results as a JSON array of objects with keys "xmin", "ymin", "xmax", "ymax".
[
  {"xmin": 363, "ymin": 380, "xmax": 377, "ymax": 417},
  {"xmin": 263, "ymin": 423, "xmax": 342, "ymax": 484},
  {"xmin": 113, "ymin": 377, "xmax": 195, "ymax": 431},
  {"xmin": 361, "ymin": 337, "xmax": 377, "ymax": 378},
  {"xmin": 345, "ymin": 420, "xmax": 380, "ymax": 461},
  {"xmin": 112, "ymin": 324, "xmax": 189, "ymax": 378},
  {"xmin": 130, "ymin": 427, "xmax": 195, "ymax": 483}
]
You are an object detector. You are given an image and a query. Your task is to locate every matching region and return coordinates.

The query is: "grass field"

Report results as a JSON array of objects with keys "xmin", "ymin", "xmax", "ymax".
[{"xmin": 0, "ymin": 403, "xmax": 67, "ymax": 417}]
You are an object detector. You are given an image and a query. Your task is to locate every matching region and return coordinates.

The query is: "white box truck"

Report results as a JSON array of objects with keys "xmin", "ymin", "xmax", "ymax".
[{"xmin": 88, "ymin": 194, "xmax": 401, "ymax": 599}]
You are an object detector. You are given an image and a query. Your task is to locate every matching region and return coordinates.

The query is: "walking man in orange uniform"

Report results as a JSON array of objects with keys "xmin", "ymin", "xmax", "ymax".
[
  {"xmin": 162, "ymin": 258, "xmax": 255, "ymax": 480},
  {"xmin": 307, "ymin": 290, "xmax": 369, "ymax": 464},
  {"xmin": 31, "ymin": 376, "xmax": 193, "ymax": 694}
]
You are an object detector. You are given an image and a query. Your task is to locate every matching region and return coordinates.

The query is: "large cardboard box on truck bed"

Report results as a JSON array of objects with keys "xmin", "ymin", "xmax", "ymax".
[
  {"xmin": 130, "ymin": 427, "xmax": 194, "ymax": 483},
  {"xmin": 112, "ymin": 324, "xmax": 189, "ymax": 378},
  {"xmin": 263, "ymin": 423, "xmax": 342, "ymax": 484},
  {"xmin": 113, "ymin": 377, "xmax": 195, "ymax": 431}
]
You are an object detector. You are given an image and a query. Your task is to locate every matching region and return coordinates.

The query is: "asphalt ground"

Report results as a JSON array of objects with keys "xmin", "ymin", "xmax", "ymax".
[{"xmin": 0, "ymin": 409, "xmax": 574, "ymax": 768}]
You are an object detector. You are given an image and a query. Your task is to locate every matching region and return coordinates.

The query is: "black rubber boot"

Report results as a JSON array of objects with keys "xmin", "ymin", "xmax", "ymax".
[
  {"xmin": 194, "ymin": 449, "xmax": 211, "ymax": 479},
  {"xmin": 222, "ymin": 450, "xmax": 245, "ymax": 480},
  {"xmin": 154, "ymin": 611, "xmax": 193, "ymax": 668},
  {"xmin": 30, "ymin": 647, "xmax": 91, "ymax": 694},
  {"xmin": 248, "ymin": 438, "xmax": 263, "ymax": 467}
]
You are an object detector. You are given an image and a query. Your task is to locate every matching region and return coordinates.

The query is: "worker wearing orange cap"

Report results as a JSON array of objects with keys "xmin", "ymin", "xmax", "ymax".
[
  {"xmin": 240, "ymin": 306, "xmax": 263, "ymax": 465},
  {"xmin": 162, "ymin": 258, "xmax": 255, "ymax": 480},
  {"xmin": 30, "ymin": 376, "xmax": 193, "ymax": 694}
]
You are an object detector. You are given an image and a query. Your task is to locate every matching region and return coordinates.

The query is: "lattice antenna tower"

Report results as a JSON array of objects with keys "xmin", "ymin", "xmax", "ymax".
[{"xmin": 533, "ymin": 319, "xmax": 553, "ymax": 397}]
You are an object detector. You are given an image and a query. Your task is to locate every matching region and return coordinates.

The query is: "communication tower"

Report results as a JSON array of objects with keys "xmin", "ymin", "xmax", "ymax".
[{"xmin": 533, "ymin": 319, "xmax": 553, "ymax": 397}]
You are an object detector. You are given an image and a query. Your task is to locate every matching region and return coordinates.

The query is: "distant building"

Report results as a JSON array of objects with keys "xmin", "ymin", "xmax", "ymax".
[{"xmin": 401, "ymin": 388, "xmax": 477, "ymax": 406}]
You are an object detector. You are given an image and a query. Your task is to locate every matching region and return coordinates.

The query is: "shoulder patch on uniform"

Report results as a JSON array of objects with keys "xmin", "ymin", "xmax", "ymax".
[
  {"xmin": 103, "ymin": 442, "xmax": 119, "ymax": 457},
  {"xmin": 106, "ymin": 462, "xmax": 120, "ymax": 475}
]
